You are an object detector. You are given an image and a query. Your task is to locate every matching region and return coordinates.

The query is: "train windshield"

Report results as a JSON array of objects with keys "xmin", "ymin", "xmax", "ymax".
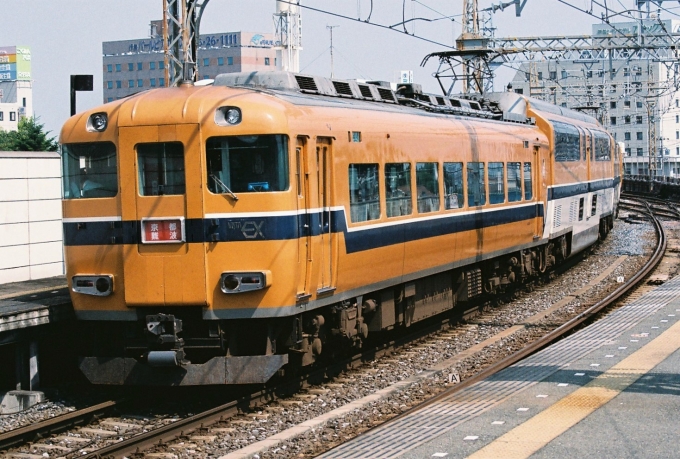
[
  {"xmin": 62, "ymin": 142, "xmax": 118, "ymax": 199},
  {"xmin": 206, "ymin": 135, "xmax": 289, "ymax": 194}
]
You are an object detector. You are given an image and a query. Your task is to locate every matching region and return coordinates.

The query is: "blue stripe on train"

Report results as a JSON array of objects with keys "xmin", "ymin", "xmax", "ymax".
[
  {"xmin": 63, "ymin": 203, "xmax": 544, "ymax": 252},
  {"xmin": 548, "ymin": 177, "xmax": 619, "ymax": 200},
  {"xmin": 63, "ymin": 178, "xmax": 618, "ymax": 250}
]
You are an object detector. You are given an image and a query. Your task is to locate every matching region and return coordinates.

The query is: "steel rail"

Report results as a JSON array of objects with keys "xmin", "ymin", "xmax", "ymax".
[
  {"xmin": 326, "ymin": 201, "xmax": 666, "ymax": 449},
  {"xmin": 0, "ymin": 399, "xmax": 123, "ymax": 452},
  {"xmin": 78, "ymin": 317, "xmax": 462, "ymax": 459},
  {"xmin": 8, "ymin": 202, "xmax": 661, "ymax": 458}
]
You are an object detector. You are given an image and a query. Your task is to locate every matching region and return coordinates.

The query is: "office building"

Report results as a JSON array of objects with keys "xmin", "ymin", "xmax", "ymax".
[
  {"xmin": 510, "ymin": 20, "xmax": 680, "ymax": 179},
  {"xmin": 102, "ymin": 22, "xmax": 278, "ymax": 102},
  {"xmin": 0, "ymin": 46, "xmax": 33, "ymax": 132}
]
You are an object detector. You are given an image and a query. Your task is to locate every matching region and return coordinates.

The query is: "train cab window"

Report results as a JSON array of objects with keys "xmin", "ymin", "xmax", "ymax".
[
  {"xmin": 416, "ymin": 162, "xmax": 440, "ymax": 213},
  {"xmin": 137, "ymin": 142, "xmax": 185, "ymax": 196},
  {"xmin": 507, "ymin": 162, "xmax": 522, "ymax": 202},
  {"xmin": 553, "ymin": 121, "xmax": 580, "ymax": 162},
  {"xmin": 62, "ymin": 142, "xmax": 118, "ymax": 199},
  {"xmin": 385, "ymin": 163, "xmax": 412, "ymax": 217},
  {"xmin": 206, "ymin": 135, "xmax": 289, "ymax": 194},
  {"xmin": 523, "ymin": 162, "xmax": 533, "ymax": 200},
  {"xmin": 488, "ymin": 162, "xmax": 505, "ymax": 204},
  {"xmin": 443, "ymin": 162, "xmax": 464, "ymax": 209},
  {"xmin": 349, "ymin": 164, "xmax": 380, "ymax": 223},
  {"xmin": 593, "ymin": 131, "xmax": 611, "ymax": 161},
  {"xmin": 467, "ymin": 162, "xmax": 486, "ymax": 207}
]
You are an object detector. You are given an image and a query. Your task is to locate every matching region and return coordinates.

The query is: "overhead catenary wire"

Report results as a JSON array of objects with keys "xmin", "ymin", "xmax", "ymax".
[{"xmin": 276, "ymin": 0, "xmax": 455, "ymax": 48}]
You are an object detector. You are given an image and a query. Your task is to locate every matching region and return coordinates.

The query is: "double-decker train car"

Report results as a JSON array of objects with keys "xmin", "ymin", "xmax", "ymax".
[{"xmin": 60, "ymin": 71, "xmax": 619, "ymax": 385}]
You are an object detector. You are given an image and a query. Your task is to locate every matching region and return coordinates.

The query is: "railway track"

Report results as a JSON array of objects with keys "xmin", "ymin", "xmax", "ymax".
[
  {"xmin": 0, "ymin": 201, "xmax": 666, "ymax": 459},
  {"xmin": 354, "ymin": 199, "xmax": 665, "ymax": 427}
]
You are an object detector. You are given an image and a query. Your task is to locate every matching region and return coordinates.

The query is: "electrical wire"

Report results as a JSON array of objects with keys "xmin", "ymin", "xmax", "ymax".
[{"xmin": 276, "ymin": 0, "xmax": 454, "ymax": 48}]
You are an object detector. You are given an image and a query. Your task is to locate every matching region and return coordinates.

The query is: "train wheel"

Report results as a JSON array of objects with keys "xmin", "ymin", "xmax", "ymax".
[{"xmin": 599, "ymin": 220, "xmax": 609, "ymax": 240}]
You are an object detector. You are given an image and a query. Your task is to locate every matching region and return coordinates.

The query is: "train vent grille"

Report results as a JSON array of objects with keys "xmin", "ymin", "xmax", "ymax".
[
  {"xmin": 466, "ymin": 268, "xmax": 482, "ymax": 298},
  {"xmin": 377, "ymin": 87, "xmax": 396, "ymax": 103},
  {"xmin": 332, "ymin": 80, "xmax": 353, "ymax": 96},
  {"xmin": 569, "ymin": 200, "xmax": 577, "ymax": 223},
  {"xmin": 358, "ymin": 84, "xmax": 373, "ymax": 98},
  {"xmin": 295, "ymin": 75, "xmax": 318, "ymax": 92},
  {"xmin": 436, "ymin": 97, "xmax": 446, "ymax": 105},
  {"xmin": 554, "ymin": 205, "xmax": 562, "ymax": 228}
]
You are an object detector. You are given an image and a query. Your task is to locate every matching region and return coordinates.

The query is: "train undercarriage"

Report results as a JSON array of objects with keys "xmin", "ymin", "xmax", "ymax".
[{"xmin": 78, "ymin": 220, "xmax": 614, "ymax": 386}]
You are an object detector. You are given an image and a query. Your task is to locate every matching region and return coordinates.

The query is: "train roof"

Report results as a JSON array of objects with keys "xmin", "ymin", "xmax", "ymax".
[{"xmin": 212, "ymin": 71, "xmax": 601, "ymax": 129}]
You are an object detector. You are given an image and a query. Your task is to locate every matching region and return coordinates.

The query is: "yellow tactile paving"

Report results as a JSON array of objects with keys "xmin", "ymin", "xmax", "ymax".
[{"xmin": 467, "ymin": 316, "xmax": 680, "ymax": 459}]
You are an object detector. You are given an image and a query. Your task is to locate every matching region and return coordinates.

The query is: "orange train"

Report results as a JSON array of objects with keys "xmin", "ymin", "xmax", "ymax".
[{"xmin": 59, "ymin": 71, "xmax": 620, "ymax": 385}]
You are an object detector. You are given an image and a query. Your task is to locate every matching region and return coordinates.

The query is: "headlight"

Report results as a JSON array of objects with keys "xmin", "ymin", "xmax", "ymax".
[
  {"xmin": 214, "ymin": 106, "xmax": 242, "ymax": 126},
  {"xmin": 72, "ymin": 275, "xmax": 113, "ymax": 296},
  {"xmin": 226, "ymin": 108, "xmax": 241, "ymax": 125},
  {"xmin": 220, "ymin": 271, "xmax": 271, "ymax": 293},
  {"xmin": 87, "ymin": 112, "xmax": 108, "ymax": 132}
]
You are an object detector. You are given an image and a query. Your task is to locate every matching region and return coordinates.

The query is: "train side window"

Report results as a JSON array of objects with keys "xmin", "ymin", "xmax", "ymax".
[
  {"xmin": 593, "ymin": 131, "xmax": 611, "ymax": 161},
  {"xmin": 137, "ymin": 142, "xmax": 186, "ymax": 196},
  {"xmin": 416, "ymin": 162, "xmax": 440, "ymax": 213},
  {"xmin": 443, "ymin": 162, "xmax": 464, "ymax": 209},
  {"xmin": 62, "ymin": 142, "xmax": 118, "ymax": 199},
  {"xmin": 385, "ymin": 163, "xmax": 412, "ymax": 217},
  {"xmin": 578, "ymin": 197, "xmax": 585, "ymax": 221},
  {"xmin": 553, "ymin": 121, "xmax": 580, "ymax": 162},
  {"xmin": 591, "ymin": 194, "xmax": 598, "ymax": 216},
  {"xmin": 507, "ymin": 162, "xmax": 521, "ymax": 202},
  {"xmin": 488, "ymin": 162, "xmax": 505, "ymax": 204},
  {"xmin": 580, "ymin": 128, "xmax": 587, "ymax": 161},
  {"xmin": 467, "ymin": 162, "xmax": 486, "ymax": 207},
  {"xmin": 523, "ymin": 162, "xmax": 533, "ymax": 200},
  {"xmin": 206, "ymin": 135, "xmax": 289, "ymax": 193},
  {"xmin": 349, "ymin": 164, "xmax": 380, "ymax": 223}
]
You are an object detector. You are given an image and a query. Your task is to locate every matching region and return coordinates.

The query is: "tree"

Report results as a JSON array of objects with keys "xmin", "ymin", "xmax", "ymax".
[{"xmin": 0, "ymin": 117, "xmax": 59, "ymax": 152}]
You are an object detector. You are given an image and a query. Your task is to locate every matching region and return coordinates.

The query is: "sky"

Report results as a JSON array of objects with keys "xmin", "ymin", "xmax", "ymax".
[{"xmin": 0, "ymin": 0, "xmax": 646, "ymax": 138}]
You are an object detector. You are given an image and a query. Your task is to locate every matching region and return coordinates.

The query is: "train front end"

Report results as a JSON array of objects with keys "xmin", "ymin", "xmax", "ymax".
[{"xmin": 61, "ymin": 83, "xmax": 299, "ymax": 385}]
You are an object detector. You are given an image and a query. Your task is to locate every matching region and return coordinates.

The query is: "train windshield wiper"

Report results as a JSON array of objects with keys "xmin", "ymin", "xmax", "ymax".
[{"xmin": 210, "ymin": 174, "xmax": 239, "ymax": 201}]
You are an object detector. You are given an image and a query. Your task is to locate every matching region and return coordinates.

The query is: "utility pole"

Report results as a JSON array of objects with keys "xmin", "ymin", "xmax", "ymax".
[
  {"xmin": 162, "ymin": 0, "xmax": 211, "ymax": 87},
  {"xmin": 327, "ymin": 25, "xmax": 339, "ymax": 78}
]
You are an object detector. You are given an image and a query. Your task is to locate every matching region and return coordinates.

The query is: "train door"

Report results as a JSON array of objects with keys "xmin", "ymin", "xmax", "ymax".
[
  {"xmin": 119, "ymin": 124, "xmax": 207, "ymax": 306},
  {"xmin": 535, "ymin": 143, "xmax": 551, "ymax": 239},
  {"xmin": 316, "ymin": 137, "xmax": 335, "ymax": 294},
  {"xmin": 296, "ymin": 137, "xmax": 312, "ymax": 300}
]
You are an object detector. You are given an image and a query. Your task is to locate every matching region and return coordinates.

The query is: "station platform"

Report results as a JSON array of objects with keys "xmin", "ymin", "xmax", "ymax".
[
  {"xmin": 0, "ymin": 276, "xmax": 70, "ymax": 405},
  {"xmin": 0, "ymin": 276, "xmax": 70, "ymax": 336},
  {"xmin": 321, "ymin": 274, "xmax": 680, "ymax": 459}
]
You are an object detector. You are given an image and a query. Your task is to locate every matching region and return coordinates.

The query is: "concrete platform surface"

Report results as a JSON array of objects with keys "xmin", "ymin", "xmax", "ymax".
[
  {"xmin": 0, "ymin": 276, "xmax": 70, "ymax": 333},
  {"xmin": 0, "ymin": 275, "xmax": 66, "ymax": 300},
  {"xmin": 320, "ymin": 275, "xmax": 680, "ymax": 459}
]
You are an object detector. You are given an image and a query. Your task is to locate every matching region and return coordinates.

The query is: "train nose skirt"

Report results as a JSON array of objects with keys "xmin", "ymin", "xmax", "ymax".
[{"xmin": 78, "ymin": 354, "xmax": 288, "ymax": 385}]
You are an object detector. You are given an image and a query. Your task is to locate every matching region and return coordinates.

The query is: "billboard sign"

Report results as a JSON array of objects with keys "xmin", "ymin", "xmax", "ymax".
[
  {"xmin": 400, "ymin": 70, "xmax": 413, "ymax": 84},
  {"xmin": 0, "ymin": 46, "xmax": 30, "ymax": 81}
]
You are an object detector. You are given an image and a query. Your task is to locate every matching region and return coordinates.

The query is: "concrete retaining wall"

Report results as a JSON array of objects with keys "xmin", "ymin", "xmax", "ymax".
[{"xmin": 0, "ymin": 151, "xmax": 64, "ymax": 283}]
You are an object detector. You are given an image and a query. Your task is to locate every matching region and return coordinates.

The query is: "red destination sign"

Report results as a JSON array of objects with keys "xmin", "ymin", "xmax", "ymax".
[{"xmin": 142, "ymin": 219, "xmax": 184, "ymax": 243}]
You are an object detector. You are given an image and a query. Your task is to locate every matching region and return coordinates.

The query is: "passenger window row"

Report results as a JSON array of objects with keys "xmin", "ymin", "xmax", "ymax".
[
  {"xmin": 349, "ymin": 161, "xmax": 534, "ymax": 223},
  {"xmin": 554, "ymin": 121, "xmax": 612, "ymax": 163}
]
